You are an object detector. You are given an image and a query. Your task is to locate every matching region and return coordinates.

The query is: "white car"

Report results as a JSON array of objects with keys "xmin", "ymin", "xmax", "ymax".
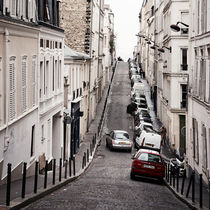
[
  {"xmin": 135, "ymin": 121, "xmax": 153, "ymax": 131},
  {"xmin": 131, "ymin": 83, "xmax": 145, "ymax": 96},
  {"xmin": 135, "ymin": 129, "xmax": 161, "ymax": 152}
]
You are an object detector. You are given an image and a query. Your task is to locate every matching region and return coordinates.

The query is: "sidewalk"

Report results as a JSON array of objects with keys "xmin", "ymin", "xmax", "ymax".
[
  {"xmin": 141, "ymin": 77, "xmax": 210, "ymax": 210},
  {"xmin": 0, "ymin": 64, "xmax": 116, "ymax": 210}
]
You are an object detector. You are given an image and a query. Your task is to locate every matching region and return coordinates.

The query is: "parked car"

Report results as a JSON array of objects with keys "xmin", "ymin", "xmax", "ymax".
[
  {"xmin": 129, "ymin": 68, "xmax": 139, "ymax": 79},
  {"xmin": 134, "ymin": 121, "xmax": 153, "ymax": 132},
  {"xmin": 130, "ymin": 149, "xmax": 165, "ymax": 181},
  {"xmin": 131, "ymin": 92, "xmax": 146, "ymax": 102},
  {"xmin": 133, "ymin": 123, "xmax": 154, "ymax": 141},
  {"xmin": 106, "ymin": 130, "xmax": 133, "ymax": 152},
  {"xmin": 135, "ymin": 129, "xmax": 161, "ymax": 152},
  {"xmin": 131, "ymin": 83, "xmax": 145, "ymax": 96},
  {"xmin": 134, "ymin": 98, "xmax": 147, "ymax": 106},
  {"xmin": 135, "ymin": 117, "xmax": 152, "ymax": 127}
]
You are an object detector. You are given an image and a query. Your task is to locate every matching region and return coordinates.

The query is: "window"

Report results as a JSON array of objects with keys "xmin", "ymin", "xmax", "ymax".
[
  {"xmin": 9, "ymin": 56, "xmax": 16, "ymax": 121},
  {"xmin": 40, "ymin": 39, "xmax": 44, "ymax": 47},
  {"xmin": 181, "ymin": 48, "xmax": 188, "ymax": 71},
  {"xmin": 32, "ymin": 56, "xmax": 36, "ymax": 106},
  {"xmin": 11, "ymin": 0, "xmax": 16, "ymax": 16},
  {"xmin": 181, "ymin": 84, "xmax": 187, "ymax": 108},
  {"xmin": 199, "ymin": 57, "xmax": 206, "ymax": 100},
  {"xmin": 46, "ymin": 40, "xmax": 49, "ymax": 48},
  {"xmin": 25, "ymin": 0, "xmax": 28, "ymax": 19},
  {"xmin": 0, "ymin": 0, "xmax": 3, "ymax": 15},
  {"xmin": 201, "ymin": 0, "xmax": 207, "ymax": 33},
  {"xmin": 45, "ymin": 60, "xmax": 49, "ymax": 96},
  {"xmin": 202, "ymin": 125, "xmax": 207, "ymax": 170},
  {"xmin": 40, "ymin": 61, "xmax": 43, "ymax": 99},
  {"xmin": 41, "ymin": 124, "xmax": 45, "ymax": 142},
  {"xmin": 192, "ymin": 118, "xmax": 199, "ymax": 163},
  {"xmin": 30, "ymin": 125, "xmax": 35, "ymax": 157},
  {"xmin": 181, "ymin": 12, "xmax": 189, "ymax": 35},
  {"xmin": 58, "ymin": 60, "xmax": 61, "ymax": 89},
  {"xmin": 21, "ymin": 56, "xmax": 27, "ymax": 113},
  {"xmin": 208, "ymin": 48, "xmax": 210, "ymax": 103}
]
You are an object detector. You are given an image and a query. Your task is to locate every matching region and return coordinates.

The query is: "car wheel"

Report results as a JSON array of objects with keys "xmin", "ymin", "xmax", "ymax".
[
  {"xmin": 134, "ymin": 142, "xmax": 138, "ymax": 149},
  {"xmin": 128, "ymin": 148, "xmax": 132, "ymax": 153},
  {"xmin": 158, "ymin": 177, "xmax": 164, "ymax": 183},
  {"xmin": 130, "ymin": 172, "xmax": 135, "ymax": 180}
]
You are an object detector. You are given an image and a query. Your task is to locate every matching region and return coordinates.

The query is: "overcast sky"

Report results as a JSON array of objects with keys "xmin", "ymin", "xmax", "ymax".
[{"xmin": 104, "ymin": 0, "xmax": 143, "ymax": 61}]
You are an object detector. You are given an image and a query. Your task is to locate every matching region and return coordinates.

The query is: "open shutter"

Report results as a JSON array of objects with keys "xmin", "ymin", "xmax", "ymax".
[
  {"xmin": 9, "ymin": 57, "xmax": 16, "ymax": 121},
  {"xmin": 22, "ymin": 56, "xmax": 27, "ymax": 112}
]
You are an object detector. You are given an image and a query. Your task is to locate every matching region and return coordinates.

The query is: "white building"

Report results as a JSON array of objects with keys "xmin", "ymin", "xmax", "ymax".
[
  {"xmin": 103, "ymin": 4, "xmax": 115, "ymax": 87},
  {"xmin": 64, "ymin": 46, "xmax": 90, "ymax": 159},
  {"xmin": 187, "ymin": 0, "xmax": 210, "ymax": 184},
  {"xmin": 0, "ymin": 0, "xmax": 64, "ymax": 182}
]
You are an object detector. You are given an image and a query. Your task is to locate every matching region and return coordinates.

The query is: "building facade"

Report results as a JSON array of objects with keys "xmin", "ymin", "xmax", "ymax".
[
  {"xmin": 0, "ymin": 0, "xmax": 64, "ymax": 182},
  {"xmin": 187, "ymin": 0, "xmax": 210, "ymax": 184}
]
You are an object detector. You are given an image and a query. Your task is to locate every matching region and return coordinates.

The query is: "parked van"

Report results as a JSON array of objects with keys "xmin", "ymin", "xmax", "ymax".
[{"xmin": 135, "ymin": 129, "xmax": 161, "ymax": 152}]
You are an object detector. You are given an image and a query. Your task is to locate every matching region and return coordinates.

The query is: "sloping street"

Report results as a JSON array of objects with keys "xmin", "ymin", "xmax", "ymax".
[{"xmin": 23, "ymin": 62, "xmax": 190, "ymax": 210}]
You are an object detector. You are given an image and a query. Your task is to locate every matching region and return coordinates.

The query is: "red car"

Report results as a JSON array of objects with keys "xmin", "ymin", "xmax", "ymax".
[{"xmin": 130, "ymin": 149, "xmax": 165, "ymax": 181}]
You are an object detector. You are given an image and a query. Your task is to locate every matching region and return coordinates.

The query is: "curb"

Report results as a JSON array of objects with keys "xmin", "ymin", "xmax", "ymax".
[{"xmin": 164, "ymin": 179, "xmax": 207, "ymax": 210}]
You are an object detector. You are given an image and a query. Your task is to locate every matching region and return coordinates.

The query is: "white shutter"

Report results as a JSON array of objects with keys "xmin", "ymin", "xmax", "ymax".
[
  {"xmin": 32, "ymin": 56, "xmax": 36, "ymax": 106},
  {"xmin": 9, "ymin": 56, "xmax": 16, "ymax": 121},
  {"xmin": 11, "ymin": 0, "xmax": 16, "ymax": 16},
  {"xmin": 22, "ymin": 56, "xmax": 27, "ymax": 112}
]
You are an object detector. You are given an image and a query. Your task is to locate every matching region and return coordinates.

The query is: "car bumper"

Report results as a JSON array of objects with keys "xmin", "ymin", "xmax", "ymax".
[
  {"xmin": 112, "ymin": 144, "xmax": 132, "ymax": 150},
  {"xmin": 131, "ymin": 167, "xmax": 165, "ymax": 179}
]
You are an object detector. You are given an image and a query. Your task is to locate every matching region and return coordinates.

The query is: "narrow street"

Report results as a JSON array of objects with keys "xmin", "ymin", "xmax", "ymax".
[{"xmin": 23, "ymin": 62, "xmax": 190, "ymax": 210}]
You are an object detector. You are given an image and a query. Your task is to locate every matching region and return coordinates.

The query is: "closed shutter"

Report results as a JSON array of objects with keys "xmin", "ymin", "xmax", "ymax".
[
  {"xmin": 32, "ymin": 56, "xmax": 36, "ymax": 106},
  {"xmin": 22, "ymin": 56, "xmax": 27, "ymax": 112},
  {"xmin": 11, "ymin": 0, "xmax": 16, "ymax": 16},
  {"xmin": 203, "ymin": 59, "xmax": 206, "ymax": 101},
  {"xmin": 9, "ymin": 57, "xmax": 16, "ymax": 121}
]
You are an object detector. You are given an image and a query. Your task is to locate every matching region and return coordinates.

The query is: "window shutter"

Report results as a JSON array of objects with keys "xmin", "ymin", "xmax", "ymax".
[
  {"xmin": 9, "ymin": 57, "xmax": 16, "ymax": 121},
  {"xmin": 11, "ymin": 0, "xmax": 16, "ymax": 16},
  {"xmin": 22, "ymin": 56, "xmax": 27, "ymax": 112},
  {"xmin": 32, "ymin": 56, "xmax": 36, "ymax": 106}
]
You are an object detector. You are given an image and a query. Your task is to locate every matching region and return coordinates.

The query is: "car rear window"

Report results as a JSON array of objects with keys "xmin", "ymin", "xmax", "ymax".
[
  {"xmin": 115, "ymin": 132, "xmax": 129, "ymax": 139},
  {"xmin": 138, "ymin": 153, "xmax": 162, "ymax": 164}
]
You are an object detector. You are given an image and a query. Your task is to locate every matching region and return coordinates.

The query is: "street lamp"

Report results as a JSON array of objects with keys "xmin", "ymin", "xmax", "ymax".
[
  {"xmin": 158, "ymin": 46, "xmax": 171, "ymax": 53},
  {"xmin": 170, "ymin": 21, "xmax": 189, "ymax": 32}
]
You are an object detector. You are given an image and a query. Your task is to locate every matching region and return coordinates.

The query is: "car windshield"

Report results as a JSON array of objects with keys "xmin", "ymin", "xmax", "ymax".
[
  {"xmin": 143, "ymin": 125, "xmax": 153, "ymax": 130},
  {"xmin": 138, "ymin": 153, "xmax": 162, "ymax": 164},
  {"xmin": 115, "ymin": 132, "xmax": 129, "ymax": 140}
]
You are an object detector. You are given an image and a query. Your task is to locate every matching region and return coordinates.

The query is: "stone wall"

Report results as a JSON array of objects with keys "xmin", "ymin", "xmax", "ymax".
[{"xmin": 60, "ymin": 0, "xmax": 91, "ymax": 54}]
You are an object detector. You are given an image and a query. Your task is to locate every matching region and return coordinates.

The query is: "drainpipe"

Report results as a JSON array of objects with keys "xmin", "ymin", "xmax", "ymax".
[
  {"xmin": 87, "ymin": 0, "xmax": 93, "ymax": 132},
  {"xmin": 4, "ymin": 28, "xmax": 9, "ymax": 150}
]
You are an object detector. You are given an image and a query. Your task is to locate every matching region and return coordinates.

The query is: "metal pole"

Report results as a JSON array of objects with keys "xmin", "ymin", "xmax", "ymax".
[
  {"xmin": 181, "ymin": 170, "xmax": 186, "ymax": 195},
  {"xmin": 87, "ymin": 149, "xmax": 89, "ymax": 163},
  {"xmin": 59, "ymin": 158, "xmax": 62, "ymax": 182},
  {"xmin": 34, "ymin": 161, "xmax": 38, "ymax": 193},
  {"xmin": 167, "ymin": 163, "xmax": 170, "ymax": 182},
  {"xmin": 6, "ymin": 163, "xmax": 12, "ymax": 206},
  {"xmin": 173, "ymin": 167, "xmax": 175, "ymax": 188},
  {"xmin": 84, "ymin": 152, "xmax": 86, "ymax": 167},
  {"xmin": 65, "ymin": 160, "xmax": 67, "ymax": 179},
  {"xmin": 192, "ymin": 171, "xmax": 195, "ymax": 203},
  {"xmin": 199, "ymin": 174, "xmax": 203, "ymax": 208},
  {"xmin": 53, "ymin": 159, "xmax": 56, "ymax": 185},
  {"xmin": 44, "ymin": 160, "xmax": 48, "ymax": 189},
  {"xmin": 169, "ymin": 165, "xmax": 172, "ymax": 185},
  {"xmin": 186, "ymin": 172, "xmax": 193, "ymax": 198},
  {"xmin": 69, "ymin": 157, "xmax": 72, "ymax": 177},
  {"xmin": 21, "ymin": 162, "xmax": 27, "ymax": 198},
  {"xmin": 176, "ymin": 168, "xmax": 179, "ymax": 193},
  {"xmin": 73, "ymin": 156, "xmax": 76, "ymax": 176}
]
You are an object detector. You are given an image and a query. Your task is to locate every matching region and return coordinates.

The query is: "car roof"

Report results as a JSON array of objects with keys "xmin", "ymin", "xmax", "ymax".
[
  {"xmin": 137, "ymin": 148, "xmax": 160, "ymax": 155},
  {"xmin": 113, "ymin": 130, "xmax": 128, "ymax": 134}
]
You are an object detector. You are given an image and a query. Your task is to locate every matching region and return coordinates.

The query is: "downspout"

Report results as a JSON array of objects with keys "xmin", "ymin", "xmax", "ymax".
[
  {"xmin": 4, "ymin": 28, "xmax": 9, "ymax": 150},
  {"xmin": 87, "ymin": 0, "xmax": 93, "ymax": 132}
]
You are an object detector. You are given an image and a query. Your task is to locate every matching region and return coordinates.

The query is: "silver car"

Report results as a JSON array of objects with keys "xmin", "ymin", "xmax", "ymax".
[{"xmin": 106, "ymin": 130, "xmax": 133, "ymax": 152}]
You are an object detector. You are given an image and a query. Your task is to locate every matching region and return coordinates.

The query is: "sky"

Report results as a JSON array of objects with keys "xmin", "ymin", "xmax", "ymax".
[{"xmin": 104, "ymin": 0, "xmax": 143, "ymax": 61}]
